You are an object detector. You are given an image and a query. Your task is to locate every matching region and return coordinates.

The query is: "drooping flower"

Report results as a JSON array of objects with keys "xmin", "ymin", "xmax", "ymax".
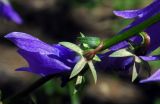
[
  {"xmin": 4, "ymin": 32, "xmax": 78, "ymax": 76},
  {"xmin": 113, "ymin": 0, "xmax": 160, "ymax": 53},
  {"xmin": 0, "ymin": 0, "xmax": 22, "ymax": 24}
]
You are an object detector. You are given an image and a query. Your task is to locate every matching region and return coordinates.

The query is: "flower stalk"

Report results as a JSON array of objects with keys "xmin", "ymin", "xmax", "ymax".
[
  {"xmin": 103, "ymin": 13, "xmax": 160, "ymax": 49},
  {"xmin": 2, "ymin": 73, "xmax": 65, "ymax": 104}
]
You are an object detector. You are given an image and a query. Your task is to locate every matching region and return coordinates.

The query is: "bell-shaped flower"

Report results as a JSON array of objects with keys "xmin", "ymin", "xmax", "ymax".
[{"xmin": 4, "ymin": 32, "xmax": 78, "ymax": 76}]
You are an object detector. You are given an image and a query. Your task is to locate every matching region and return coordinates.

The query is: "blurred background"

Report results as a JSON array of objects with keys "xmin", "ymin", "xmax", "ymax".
[{"xmin": 2, "ymin": 0, "xmax": 160, "ymax": 104}]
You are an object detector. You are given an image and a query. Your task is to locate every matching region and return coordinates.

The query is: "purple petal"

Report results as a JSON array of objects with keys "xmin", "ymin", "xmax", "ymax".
[
  {"xmin": 97, "ymin": 51, "xmax": 133, "ymax": 71},
  {"xmin": 140, "ymin": 69, "xmax": 160, "ymax": 83},
  {"xmin": 49, "ymin": 44, "xmax": 79, "ymax": 68},
  {"xmin": 0, "ymin": 1, "xmax": 22, "ymax": 24},
  {"xmin": 17, "ymin": 49, "xmax": 71, "ymax": 76},
  {"xmin": 109, "ymin": 41, "xmax": 129, "ymax": 51},
  {"xmin": 140, "ymin": 55, "xmax": 160, "ymax": 61},
  {"xmin": 113, "ymin": 10, "xmax": 141, "ymax": 19},
  {"xmin": 4, "ymin": 32, "xmax": 60, "ymax": 55},
  {"xmin": 109, "ymin": 35, "xmax": 142, "ymax": 51}
]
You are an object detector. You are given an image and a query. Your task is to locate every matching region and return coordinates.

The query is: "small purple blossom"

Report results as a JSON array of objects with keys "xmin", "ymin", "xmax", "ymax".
[
  {"xmin": 0, "ymin": 0, "xmax": 22, "ymax": 24},
  {"xmin": 113, "ymin": 0, "xmax": 160, "ymax": 53},
  {"xmin": 4, "ymin": 32, "xmax": 78, "ymax": 76}
]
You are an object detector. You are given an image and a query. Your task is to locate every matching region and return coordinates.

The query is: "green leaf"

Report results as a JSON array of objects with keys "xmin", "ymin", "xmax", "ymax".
[
  {"xmin": 70, "ymin": 57, "xmax": 87, "ymax": 78},
  {"xmin": 132, "ymin": 62, "xmax": 138, "ymax": 82},
  {"xmin": 88, "ymin": 61, "xmax": 97, "ymax": 83},
  {"xmin": 78, "ymin": 36, "xmax": 101, "ymax": 48},
  {"xmin": 110, "ymin": 49, "xmax": 134, "ymax": 57},
  {"xmin": 93, "ymin": 55, "xmax": 101, "ymax": 62},
  {"xmin": 59, "ymin": 42, "xmax": 83, "ymax": 55}
]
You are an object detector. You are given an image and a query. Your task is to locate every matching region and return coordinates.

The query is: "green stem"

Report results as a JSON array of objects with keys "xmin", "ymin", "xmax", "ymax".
[
  {"xmin": 68, "ymin": 82, "xmax": 79, "ymax": 104},
  {"xmin": 2, "ymin": 73, "xmax": 63, "ymax": 104},
  {"xmin": 103, "ymin": 13, "xmax": 160, "ymax": 49}
]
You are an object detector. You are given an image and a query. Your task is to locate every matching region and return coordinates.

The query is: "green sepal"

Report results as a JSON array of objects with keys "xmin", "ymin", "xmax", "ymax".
[
  {"xmin": 132, "ymin": 62, "xmax": 138, "ymax": 82},
  {"xmin": 59, "ymin": 42, "xmax": 83, "ymax": 55},
  {"xmin": 78, "ymin": 36, "xmax": 101, "ymax": 48},
  {"xmin": 70, "ymin": 57, "xmax": 87, "ymax": 79},
  {"xmin": 93, "ymin": 55, "xmax": 101, "ymax": 62},
  {"xmin": 109, "ymin": 49, "xmax": 134, "ymax": 57},
  {"xmin": 135, "ymin": 56, "xmax": 141, "ymax": 63},
  {"xmin": 74, "ymin": 75, "xmax": 85, "ymax": 94},
  {"xmin": 88, "ymin": 61, "xmax": 97, "ymax": 84}
]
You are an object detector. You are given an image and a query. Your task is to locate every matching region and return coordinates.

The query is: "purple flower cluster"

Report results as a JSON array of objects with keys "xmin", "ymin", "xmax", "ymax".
[
  {"xmin": 0, "ymin": 0, "xmax": 22, "ymax": 24},
  {"xmin": 4, "ymin": 0, "xmax": 160, "ymax": 84}
]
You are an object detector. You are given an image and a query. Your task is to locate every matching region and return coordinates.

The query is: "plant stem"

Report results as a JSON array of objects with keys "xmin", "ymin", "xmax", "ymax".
[
  {"xmin": 2, "ymin": 73, "xmax": 63, "ymax": 104},
  {"xmin": 68, "ymin": 81, "xmax": 79, "ymax": 104},
  {"xmin": 103, "ymin": 13, "xmax": 160, "ymax": 49}
]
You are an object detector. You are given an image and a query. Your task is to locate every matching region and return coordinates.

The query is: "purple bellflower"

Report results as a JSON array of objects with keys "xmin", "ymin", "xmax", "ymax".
[
  {"xmin": 112, "ymin": 0, "xmax": 160, "ymax": 53},
  {"xmin": 0, "ymin": 0, "xmax": 22, "ymax": 24},
  {"xmin": 4, "ymin": 32, "xmax": 78, "ymax": 76}
]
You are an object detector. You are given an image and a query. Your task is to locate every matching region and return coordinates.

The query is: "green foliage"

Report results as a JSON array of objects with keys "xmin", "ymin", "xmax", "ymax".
[
  {"xmin": 109, "ymin": 49, "xmax": 134, "ymax": 57},
  {"xmin": 132, "ymin": 62, "xmax": 138, "ymax": 82},
  {"xmin": 59, "ymin": 42, "xmax": 83, "ymax": 55},
  {"xmin": 88, "ymin": 61, "xmax": 97, "ymax": 83},
  {"xmin": 70, "ymin": 57, "xmax": 87, "ymax": 78}
]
